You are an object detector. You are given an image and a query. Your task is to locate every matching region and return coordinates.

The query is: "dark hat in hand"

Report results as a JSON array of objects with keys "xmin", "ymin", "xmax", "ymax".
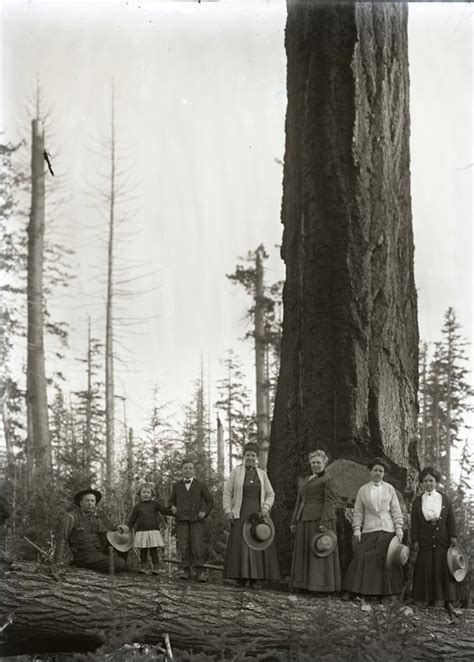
[
  {"xmin": 73, "ymin": 488, "xmax": 102, "ymax": 506},
  {"xmin": 447, "ymin": 544, "xmax": 468, "ymax": 582},
  {"xmin": 243, "ymin": 513, "xmax": 275, "ymax": 551},
  {"xmin": 311, "ymin": 529, "xmax": 338, "ymax": 557}
]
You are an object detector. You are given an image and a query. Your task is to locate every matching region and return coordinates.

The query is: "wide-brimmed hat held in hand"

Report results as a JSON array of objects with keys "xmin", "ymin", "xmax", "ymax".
[{"xmin": 243, "ymin": 513, "xmax": 275, "ymax": 551}]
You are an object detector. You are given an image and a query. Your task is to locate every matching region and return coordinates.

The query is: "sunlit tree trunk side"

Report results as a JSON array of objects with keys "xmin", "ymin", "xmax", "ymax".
[{"xmin": 26, "ymin": 118, "xmax": 51, "ymax": 479}]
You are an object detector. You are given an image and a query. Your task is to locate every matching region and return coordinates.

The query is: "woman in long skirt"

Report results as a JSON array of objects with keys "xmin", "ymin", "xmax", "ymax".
[
  {"xmin": 342, "ymin": 459, "xmax": 405, "ymax": 610},
  {"xmin": 223, "ymin": 442, "xmax": 280, "ymax": 586},
  {"xmin": 290, "ymin": 450, "xmax": 341, "ymax": 593},
  {"xmin": 411, "ymin": 466, "xmax": 460, "ymax": 614}
]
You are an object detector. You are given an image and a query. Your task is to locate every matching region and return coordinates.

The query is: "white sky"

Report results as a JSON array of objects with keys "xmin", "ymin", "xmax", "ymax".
[{"xmin": 0, "ymin": 1, "xmax": 472, "ymax": 450}]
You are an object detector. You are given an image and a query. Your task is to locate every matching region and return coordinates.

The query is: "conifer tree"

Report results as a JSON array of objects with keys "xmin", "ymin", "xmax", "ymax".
[
  {"xmin": 134, "ymin": 388, "xmax": 182, "ymax": 499},
  {"xmin": 215, "ymin": 349, "xmax": 256, "ymax": 472},
  {"xmin": 424, "ymin": 309, "xmax": 473, "ymax": 488},
  {"xmin": 227, "ymin": 246, "xmax": 283, "ymax": 468},
  {"xmin": 0, "ymin": 140, "xmax": 28, "ymax": 472},
  {"xmin": 182, "ymin": 369, "xmax": 213, "ymax": 480},
  {"xmin": 73, "ymin": 321, "xmax": 105, "ymax": 483},
  {"xmin": 418, "ymin": 341, "xmax": 429, "ymax": 464}
]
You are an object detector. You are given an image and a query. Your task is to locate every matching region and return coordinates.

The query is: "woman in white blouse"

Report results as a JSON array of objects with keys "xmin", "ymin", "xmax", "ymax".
[
  {"xmin": 342, "ymin": 459, "xmax": 405, "ymax": 610},
  {"xmin": 411, "ymin": 466, "xmax": 459, "ymax": 612}
]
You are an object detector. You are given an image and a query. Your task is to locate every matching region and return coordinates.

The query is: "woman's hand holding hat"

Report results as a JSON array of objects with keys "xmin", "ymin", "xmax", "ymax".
[
  {"xmin": 260, "ymin": 505, "xmax": 269, "ymax": 517},
  {"xmin": 225, "ymin": 512, "xmax": 234, "ymax": 522},
  {"xmin": 450, "ymin": 537, "xmax": 457, "ymax": 546},
  {"xmin": 116, "ymin": 524, "xmax": 129, "ymax": 534},
  {"xmin": 396, "ymin": 528, "xmax": 403, "ymax": 542}
]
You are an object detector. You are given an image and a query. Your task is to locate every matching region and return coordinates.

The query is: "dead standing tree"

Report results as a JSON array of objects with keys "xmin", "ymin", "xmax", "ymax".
[
  {"xmin": 26, "ymin": 118, "xmax": 52, "ymax": 480},
  {"xmin": 255, "ymin": 246, "xmax": 270, "ymax": 468},
  {"xmin": 90, "ymin": 88, "xmax": 145, "ymax": 494},
  {"xmin": 268, "ymin": 2, "xmax": 419, "ymax": 569},
  {"xmin": 104, "ymin": 97, "xmax": 117, "ymax": 494},
  {"xmin": 227, "ymin": 246, "xmax": 281, "ymax": 470}
]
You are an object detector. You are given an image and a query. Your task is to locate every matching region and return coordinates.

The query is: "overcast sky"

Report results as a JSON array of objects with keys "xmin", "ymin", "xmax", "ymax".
[{"xmin": 1, "ymin": 0, "xmax": 472, "ymax": 445}]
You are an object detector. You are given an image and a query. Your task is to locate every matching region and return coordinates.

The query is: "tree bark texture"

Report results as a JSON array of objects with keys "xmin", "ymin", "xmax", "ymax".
[
  {"xmin": 268, "ymin": 2, "xmax": 419, "ymax": 569},
  {"xmin": 27, "ymin": 119, "xmax": 51, "ymax": 478},
  {"xmin": 1, "ymin": 563, "xmax": 472, "ymax": 659}
]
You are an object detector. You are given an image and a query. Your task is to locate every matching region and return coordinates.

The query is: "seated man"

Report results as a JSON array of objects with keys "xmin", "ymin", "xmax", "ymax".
[{"xmin": 54, "ymin": 488, "xmax": 129, "ymax": 573}]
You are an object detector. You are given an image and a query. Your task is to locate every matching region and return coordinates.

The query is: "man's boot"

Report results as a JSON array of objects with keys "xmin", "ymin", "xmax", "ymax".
[
  {"xmin": 195, "ymin": 567, "xmax": 208, "ymax": 583},
  {"xmin": 180, "ymin": 567, "xmax": 191, "ymax": 580}
]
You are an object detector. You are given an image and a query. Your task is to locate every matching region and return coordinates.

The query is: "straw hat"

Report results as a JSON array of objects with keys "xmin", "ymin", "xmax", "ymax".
[
  {"xmin": 386, "ymin": 536, "xmax": 410, "ymax": 568},
  {"xmin": 242, "ymin": 513, "xmax": 275, "ymax": 551},
  {"xmin": 106, "ymin": 530, "xmax": 134, "ymax": 553},
  {"xmin": 310, "ymin": 530, "xmax": 338, "ymax": 557},
  {"xmin": 447, "ymin": 544, "xmax": 468, "ymax": 582}
]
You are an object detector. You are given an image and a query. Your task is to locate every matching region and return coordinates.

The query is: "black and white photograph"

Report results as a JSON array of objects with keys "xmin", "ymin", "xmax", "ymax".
[{"xmin": 0, "ymin": 0, "xmax": 472, "ymax": 659}]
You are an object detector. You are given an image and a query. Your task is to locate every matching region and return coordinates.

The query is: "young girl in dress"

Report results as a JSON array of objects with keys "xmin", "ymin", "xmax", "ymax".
[{"xmin": 127, "ymin": 483, "xmax": 170, "ymax": 574}]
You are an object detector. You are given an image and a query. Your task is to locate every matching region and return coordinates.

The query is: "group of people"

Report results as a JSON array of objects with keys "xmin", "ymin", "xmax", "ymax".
[
  {"xmin": 55, "ymin": 442, "xmax": 465, "ymax": 613},
  {"xmin": 55, "ymin": 459, "xmax": 214, "ymax": 581}
]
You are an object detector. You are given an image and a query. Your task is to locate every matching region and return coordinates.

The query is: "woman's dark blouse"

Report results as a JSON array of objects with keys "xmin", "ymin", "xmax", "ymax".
[
  {"xmin": 291, "ymin": 471, "xmax": 337, "ymax": 525},
  {"xmin": 410, "ymin": 492, "xmax": 456, "ymax": 550},
  {"xmin": 127, "ymin": 499, "xmax": 170, "ymax": 531}
]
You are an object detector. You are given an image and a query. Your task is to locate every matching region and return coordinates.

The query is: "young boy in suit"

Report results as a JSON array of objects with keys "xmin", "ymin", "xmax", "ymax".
[{"xmin": 169, "ymin": 459, "xmax": 214, "ymax": 582}]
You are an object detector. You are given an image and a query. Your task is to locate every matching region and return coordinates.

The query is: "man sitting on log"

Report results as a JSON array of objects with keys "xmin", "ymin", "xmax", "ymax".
[{"xmin": 54, "ymin": 488, "xmax": 129, "ymax": 574}]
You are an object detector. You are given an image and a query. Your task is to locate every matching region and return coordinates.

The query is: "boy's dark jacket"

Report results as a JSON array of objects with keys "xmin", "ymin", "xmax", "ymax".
[{"xmin": 169, "ymin": 479, "xmax": 214, "ymax": 522}]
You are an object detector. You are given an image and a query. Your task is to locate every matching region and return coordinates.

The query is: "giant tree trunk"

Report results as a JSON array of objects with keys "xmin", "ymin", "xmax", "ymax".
[
  {"xmin": 268, "ymin": 2, "xmax": 419, "ymax": 569},
  {"xmin": 26, "ymin": 119, "xmax": 51, "ymax": 479},
  {"xmin": 1, "ymin": 562, "xmax": 472, "ymax": 659}
]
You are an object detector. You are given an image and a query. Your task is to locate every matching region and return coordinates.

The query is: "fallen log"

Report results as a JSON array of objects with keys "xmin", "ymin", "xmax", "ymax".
[{"xmin": 1, "ymin": 561, "xmax": 473, "ymax": 659}]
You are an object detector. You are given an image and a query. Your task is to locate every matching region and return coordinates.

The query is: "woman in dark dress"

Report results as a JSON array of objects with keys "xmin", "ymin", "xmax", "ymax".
[
  {"xmin": 411, "ymin": 466, "xmax": 460, "ymax": 613},
  {"xmin": 223, "ymin": 442, "xmax": 280, "ymax": 586},
  {"xmin": 290, "ymin": 450, "xmax": 341, "ymax": 593},
  {"xmin": 342, "ymin": 459, "xmax": 405, "ymax": 611}
]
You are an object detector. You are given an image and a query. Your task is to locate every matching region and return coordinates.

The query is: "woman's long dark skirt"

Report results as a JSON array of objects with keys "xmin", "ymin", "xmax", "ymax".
[
  {"xmin": 290, "ymin": 520, "xmax": 341, "ymax": 592},
  {"xmin": 223, "ymin": 483, "xmax": 279, "ymax": 581},
  {"xmin": 342, "ymin": 531, "xmax": 404, "ymax": 596},
  {"xmin": 412, "ymin": 546, "xmax": 460, "ymax": 603}
]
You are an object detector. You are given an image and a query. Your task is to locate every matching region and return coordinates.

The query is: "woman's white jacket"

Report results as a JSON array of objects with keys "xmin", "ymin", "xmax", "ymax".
[{"xmin": 223, "ymin": 465, "xmax": 275, "ymax": 519}]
